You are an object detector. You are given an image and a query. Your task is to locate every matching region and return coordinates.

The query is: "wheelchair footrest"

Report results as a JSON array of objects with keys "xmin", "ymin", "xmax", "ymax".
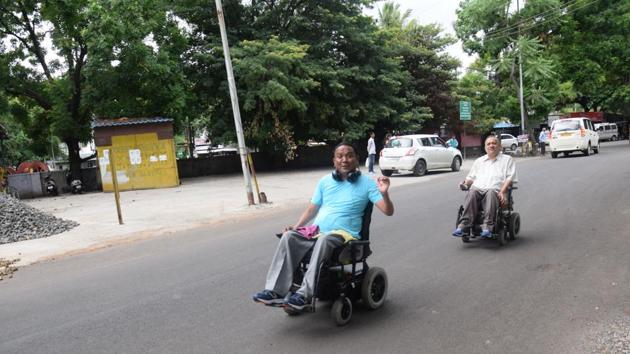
[{"xmin": 283, "ymin": 303, "xmax": 315, "ymax": 314}]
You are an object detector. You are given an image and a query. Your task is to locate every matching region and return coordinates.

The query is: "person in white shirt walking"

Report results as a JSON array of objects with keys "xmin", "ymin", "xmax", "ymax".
[
  {"xmin": 538, "ymin": 128, "xmax": 549, "ymax": 156},
  {"xmin": 452, "ymin": 134, "xmax": 518, "ymax": 238},
  {"xmin": 367, "ymin": 132, "xmax": 376, "ymax": 174}
]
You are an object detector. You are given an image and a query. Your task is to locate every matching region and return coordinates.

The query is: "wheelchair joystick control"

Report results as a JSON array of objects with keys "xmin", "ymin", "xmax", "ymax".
[{"xmin": 459, "ymin": 183, "xmax": 469, "ymax": 191}]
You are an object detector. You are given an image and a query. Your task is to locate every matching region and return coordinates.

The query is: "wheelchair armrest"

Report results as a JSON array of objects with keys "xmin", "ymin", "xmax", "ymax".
[
  {"xmin": 347, "ymin": 240, "xmax": 370, "ymax": 246},
  {"xmin": 347, "ymin": 240, "xmax": 371, "ymax": 260},
  {"xmin": 347, "ymin": 240, "xmax": 370, "ymax": 250}
]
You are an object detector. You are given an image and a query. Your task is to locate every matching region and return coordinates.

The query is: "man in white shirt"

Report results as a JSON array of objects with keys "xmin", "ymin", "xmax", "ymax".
[
  {"xmin": 453, "ymin": 134, "xmax": 518, "ymax": 238},
  {"xmin": 367, "ymin": 132, "xmax": 376, "ymax": 174}
]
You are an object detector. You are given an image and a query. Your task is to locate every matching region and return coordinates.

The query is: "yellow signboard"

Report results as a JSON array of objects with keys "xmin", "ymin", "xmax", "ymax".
[{"xmin": 97, "ymin": 133, "xmax": 179, "ymax": 192}]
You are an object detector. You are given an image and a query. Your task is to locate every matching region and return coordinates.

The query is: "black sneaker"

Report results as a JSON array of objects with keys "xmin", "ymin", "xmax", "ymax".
[
  {"xmin": 253, "ymin": 290, "xmax": 284, "ymax": 306},
  {"xmin": 284, "ymin": 293, "xmax": 307, "ymax": 311}
]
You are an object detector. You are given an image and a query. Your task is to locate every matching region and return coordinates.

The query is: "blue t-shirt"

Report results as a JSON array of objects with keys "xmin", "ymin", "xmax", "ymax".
[{"xmin": 311, "ymin": 173, "xmax": 384, "ymax": 238}]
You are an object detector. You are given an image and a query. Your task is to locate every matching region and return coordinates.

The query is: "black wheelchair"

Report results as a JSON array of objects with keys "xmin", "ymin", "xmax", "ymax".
[
  {"xmin": 455, "ymin": 185, "xmax": 521, "ymax": 246},
  {"xmin": 277, "ymin": 203, "xmax": 388, "ymax": 326}
]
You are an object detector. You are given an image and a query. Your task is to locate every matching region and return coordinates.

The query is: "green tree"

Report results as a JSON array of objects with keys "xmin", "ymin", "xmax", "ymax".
[
  {"xmin": 0, "ymin": 0, "xmax": 190, "ymax": 177},
  {"xmin": 377, "ymin": 1, "xmax": 414, "ymax": 29},
  {"xmin": 0, "ymin": 96, "xmax": 50, "ymax": 165},
  {"xmin": 228, "ymin": 37, "xmax": 318, "ymax": 156},
  {"xmin": 376, "ymin": 3, "xmax": 459, "ymax": 134},
  {"xmin": 174, "ymin": 0, "xmax": 410, "ymax": 155},
  {"xmin": 0, "ymin": 0, "xmax": 91, "ymax": 177},
  {"xmin": 551, "ymin": 0, "xmax": 630, "ymax": 113},
  {"xmin": 455, "ymin": 0, "xmax": 629, "ymax": 125},
  {"xmin": 455, "ymin": 0, "xmax": 563, "ymax": 128},
  {"xmin": 397, "ymin": 24, "xmax": 459, "ymax": 133},
  {"xmin": 455, "ymin": 67, "xmax": 517, "ymax": 134},
  {"xmin": 83, "ymin": 0, "xmax": 191, "ymax": 122}
]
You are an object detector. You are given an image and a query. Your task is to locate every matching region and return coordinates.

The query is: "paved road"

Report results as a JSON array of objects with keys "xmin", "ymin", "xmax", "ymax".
[{"xmin": 1, "ymin": 142, "xmax": 629, "ymax": 354}]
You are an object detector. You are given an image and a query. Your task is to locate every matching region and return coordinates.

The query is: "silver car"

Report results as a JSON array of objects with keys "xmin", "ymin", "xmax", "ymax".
[
  {"xmin": 379, "ymin": 134, "xmax": 463, "ymax": 176},
  {"xmin": 500, "ymin": 134, "xmax": 518, "ymax": 151}
]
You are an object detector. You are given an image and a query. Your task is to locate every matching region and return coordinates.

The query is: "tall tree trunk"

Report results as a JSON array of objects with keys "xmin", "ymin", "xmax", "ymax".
[
  {"xmin": 578, "ymin": 97, "xmax": 591, "ymax": 112},
  {"xmin": 64, "ymin": 137, "xmax": 82, "ymax": 181}
]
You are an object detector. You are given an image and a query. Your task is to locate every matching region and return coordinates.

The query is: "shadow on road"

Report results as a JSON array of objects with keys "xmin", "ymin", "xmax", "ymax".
[{"xmin": 454, "ymin": 235, "xmax": 536, "ymax": 251}]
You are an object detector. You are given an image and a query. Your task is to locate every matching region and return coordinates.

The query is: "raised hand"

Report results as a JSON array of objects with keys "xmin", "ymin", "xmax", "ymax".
[{"xmin": 376, "ymin": 176, "xmax": 390, "ymax": 193}]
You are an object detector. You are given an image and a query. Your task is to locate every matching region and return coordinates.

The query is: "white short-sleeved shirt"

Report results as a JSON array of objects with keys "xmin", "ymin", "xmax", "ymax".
[
  {"xmin": 466, "ymin": 153, "xmax": 517, "ymax": 191},
  {"xmin": 367, "ymin": 138, "xmax": 376, "ymax": 154}
]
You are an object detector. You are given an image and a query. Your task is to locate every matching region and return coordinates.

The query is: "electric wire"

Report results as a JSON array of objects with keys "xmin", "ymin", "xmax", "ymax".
[
  {"xmin": 481, "ymin": 0, "xmax": 599, "ymax": 41},
  {"xmin": 481, "ymin": 0, "xmax": 582, "ymax": 38}
]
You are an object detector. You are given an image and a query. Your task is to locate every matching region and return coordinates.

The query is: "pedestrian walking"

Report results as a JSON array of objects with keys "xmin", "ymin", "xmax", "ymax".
[
  {"xmin": 367, "ymin": 131, "xmax": 376, "ymax": 174},
  {"xmin": 538, "ymin": 128, "xmax": 549, "ymax": 156}
]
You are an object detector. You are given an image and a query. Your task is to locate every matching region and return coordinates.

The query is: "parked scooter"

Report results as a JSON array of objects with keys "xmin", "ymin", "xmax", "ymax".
[
  {"xmin": 44, "ymin": 174, "xmax": 58, "ymax": 196},
  {"xmin": 70, "ymin": 179, "xmax": 82, "ymax": 194},
  {"xmin": 66, "ymin": 172, "xmax": 83, "ymax": 194}
]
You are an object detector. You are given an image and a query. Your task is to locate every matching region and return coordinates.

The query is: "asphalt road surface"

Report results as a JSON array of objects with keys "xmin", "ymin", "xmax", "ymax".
[{"xmin": 1, "ymin": 142, "xmax": 629, "ymax": 354}]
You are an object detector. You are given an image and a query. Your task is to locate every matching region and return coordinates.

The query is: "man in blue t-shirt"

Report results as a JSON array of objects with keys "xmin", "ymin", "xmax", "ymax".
[
  {"xmin": 447, "ymin": 136, "xmax": 459, "ymax": 149},
  {"xmin": 253, "ymin": 143, "xmax": 394, "ymax": 311}
]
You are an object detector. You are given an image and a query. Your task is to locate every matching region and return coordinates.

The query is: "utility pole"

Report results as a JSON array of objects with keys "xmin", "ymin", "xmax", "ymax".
[
  {"xmin": 215, "ymin": 0, "xmax": 255, "ymax": 205},
  {"xmin": 50, "ymin": 127, "xmax": 56, "ymax": 162},
  {"xmin": 517, "ymin": 0, "xmax": 526, "ymax": 134}
]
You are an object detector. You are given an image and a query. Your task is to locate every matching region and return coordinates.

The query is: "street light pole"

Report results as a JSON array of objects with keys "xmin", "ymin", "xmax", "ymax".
[
  {"xmin": 215, "ymin": 0, "xmax": 255, "ymax": 205},
  {"xmin": 517, "ymin": 0, "xmax": 526, "ymax": 134}
]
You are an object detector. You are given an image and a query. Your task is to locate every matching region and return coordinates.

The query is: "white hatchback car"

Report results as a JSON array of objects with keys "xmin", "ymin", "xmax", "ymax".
[
  {"xmin": 500, "ymin": 134, "xmax": 519, "ymax": 151},
  {"xmin": 379, "ymin": 134, "xmax": 463, "ymax": 176},
  {"xmin": 549, "ymin": 117, "xmax": 600, "ymax": 158}
]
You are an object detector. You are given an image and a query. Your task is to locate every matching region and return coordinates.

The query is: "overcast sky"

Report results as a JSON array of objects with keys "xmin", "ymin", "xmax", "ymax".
[{"xmin": 363, "ymin": 0, "xmax": 477, "ymax": 71}]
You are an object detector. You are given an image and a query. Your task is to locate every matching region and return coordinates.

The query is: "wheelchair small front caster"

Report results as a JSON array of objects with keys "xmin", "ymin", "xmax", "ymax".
[
  {"xmin": 331, "ymin": 296, "xmax": 352, "ymax": 326},
  {"xmin": 497, "ymin": 229, "xmax": 507, "ymax": 246}
]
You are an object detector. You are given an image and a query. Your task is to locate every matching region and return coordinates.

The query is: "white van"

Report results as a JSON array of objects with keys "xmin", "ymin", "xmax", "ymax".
[
  {"xmin": 549, "ymin": 117, "xmax": 600, "ymax": 158},
  {"xmin": 594, "ymin": 122, "xmax": 619, "ymax": 141}
]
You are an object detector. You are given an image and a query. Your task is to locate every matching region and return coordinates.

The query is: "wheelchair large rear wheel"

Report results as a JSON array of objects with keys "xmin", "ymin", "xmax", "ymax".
[
  {"xmin": 331, "ymin": 296, "xmax": 352, "ymax": 326},
  {"xmin": 361, "ymin": 267, "xmax": 388, "ymax": 309}
]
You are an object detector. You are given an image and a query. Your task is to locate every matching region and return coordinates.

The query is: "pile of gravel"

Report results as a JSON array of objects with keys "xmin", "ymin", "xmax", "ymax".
[
  {"xmin": 0, "ymin": 258, "xmax": 19, "ymax": 281},
  {"xmin": 594, "ymin": 318, "xmax": 630, "ymax": 353},
  {"xmin": 0, "ymin": 194, "xmax": 79, "ymax": 244}
]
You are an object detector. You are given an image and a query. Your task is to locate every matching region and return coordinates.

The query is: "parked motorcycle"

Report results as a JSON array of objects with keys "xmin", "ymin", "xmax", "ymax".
[
  {"xmin": 44, "ymin": 174, "xmax": 58, "ymax": 196},
  {"xmin": 70, "ymin": 179, "xmax": 82, "ymax": 194},
  {"xmin": 66, "ymin": 172, "xmax": 83, "ymax": 194}
]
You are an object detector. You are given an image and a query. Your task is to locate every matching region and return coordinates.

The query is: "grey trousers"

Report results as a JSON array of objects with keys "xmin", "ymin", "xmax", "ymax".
[
  {"xmin": 265, "ymin": 231, "xmax": 344, "ymax": 300},
  {"xmin": 458, "ymin": 186, "xmax": 499, "ymax": 231}
]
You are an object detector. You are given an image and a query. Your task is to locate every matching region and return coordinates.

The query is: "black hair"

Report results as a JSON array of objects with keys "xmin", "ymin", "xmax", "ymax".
[{"xmin": 333, "ymin": 141, "xmax": 358, "ymax": 155}]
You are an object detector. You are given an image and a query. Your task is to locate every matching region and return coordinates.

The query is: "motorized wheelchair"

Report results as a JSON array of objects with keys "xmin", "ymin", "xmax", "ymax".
[
  {"xmin": 276, "ymin": 202, "xmax": 388, "ymax": 326},
  {"xmin": 455, "ymin": 185, "xmax": 521, "ymax": 246}
]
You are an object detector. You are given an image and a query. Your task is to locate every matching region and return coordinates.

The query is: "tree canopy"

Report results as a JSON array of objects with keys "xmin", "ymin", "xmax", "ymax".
[
  {"xmin": 0, "ymin": 0, "xmax": 626, "ymax": 170},
  {"xmin": 0, "ymin": 0, "xmax": 190, "ymax": 171},
  {"xmin": 455, "ymin": 0, "xmax": 629, "ymax": 129}
]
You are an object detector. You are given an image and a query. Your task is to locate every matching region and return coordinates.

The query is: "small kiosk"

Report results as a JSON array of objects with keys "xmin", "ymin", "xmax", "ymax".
[{"xmin": 93, "ymin": 117, "xmax": 180, "ymax": 192}]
